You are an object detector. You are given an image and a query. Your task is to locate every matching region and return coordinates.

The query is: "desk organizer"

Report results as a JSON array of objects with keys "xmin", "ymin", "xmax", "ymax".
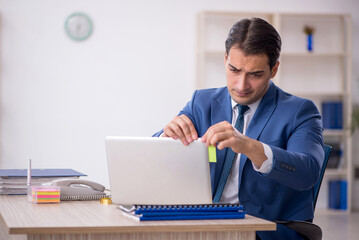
[{"xmin": 27, "ymin": 186, "xmax": 61, "ymax": 203}]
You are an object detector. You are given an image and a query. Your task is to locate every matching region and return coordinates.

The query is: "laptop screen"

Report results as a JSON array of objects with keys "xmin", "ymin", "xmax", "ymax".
[{"xmin": 105, "ymin": 136, "xmax": 213, "ymax": 205}]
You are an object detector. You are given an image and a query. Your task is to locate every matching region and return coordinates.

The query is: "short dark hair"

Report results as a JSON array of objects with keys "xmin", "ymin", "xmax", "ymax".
[{"xmin": 225, "ymin": 18, "xmax": 281, "ymax": 70}]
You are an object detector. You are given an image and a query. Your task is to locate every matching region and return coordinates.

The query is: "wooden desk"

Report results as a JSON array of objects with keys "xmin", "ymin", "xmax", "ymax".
[{"xmin": 0, "ymin": 195, "xmax": 276, "ymax": 240}]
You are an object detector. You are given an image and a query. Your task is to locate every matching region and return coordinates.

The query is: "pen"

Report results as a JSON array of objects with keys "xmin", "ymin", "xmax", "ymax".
[{"xmin": 27, "ymin": 159, "xmax": 31, "ymax": 187}]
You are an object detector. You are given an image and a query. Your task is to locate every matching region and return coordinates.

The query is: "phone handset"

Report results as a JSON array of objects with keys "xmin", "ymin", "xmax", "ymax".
[{"xmin": 51, "ymin": 179, "xmax": 106, "ymax": 196}]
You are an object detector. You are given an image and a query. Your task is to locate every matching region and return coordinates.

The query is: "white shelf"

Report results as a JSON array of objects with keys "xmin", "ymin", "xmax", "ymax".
[
  {"xmin": 199, "ymin": 51, "xmax": 344, "ymax": 57},
  {"xmin": 323, "ymin": 129, "xmax": 347, "ymax": 137},
  {"xmin": 290, "ymin": 92, "xmax": 344, "ymax": 98},
  {"xmin": 281, "ymin": 52, "xmax": 346, "ymax": 57},
  {"xmin": 279, "ymin": 56, "xmax": 344, "ymax": 93},
  {"xmin": 279, "ymin": 14, "xmax": 346, "ymax": 54},
  {"xmin": 325, "ymin": 169, "xmax": 347, "ymax": 177},
  {"xmin": 315, "ymin": 208, "xmax": 349, "ymax": 216},
  {"xmin": 201, "ymin": 50, "xmax": 225, "ymax": 55}
]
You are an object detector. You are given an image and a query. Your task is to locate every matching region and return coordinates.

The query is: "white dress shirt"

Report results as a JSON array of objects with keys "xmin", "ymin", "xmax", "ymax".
[{"xmin": 220, "ymin": 98, "xmax": 274, "ymax": 204}]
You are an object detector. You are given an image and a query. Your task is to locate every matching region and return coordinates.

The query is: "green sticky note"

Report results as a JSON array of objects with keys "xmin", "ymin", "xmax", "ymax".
[{"xmin": 208, "ymin": 145, "xmax": 217, "ymax": 163}]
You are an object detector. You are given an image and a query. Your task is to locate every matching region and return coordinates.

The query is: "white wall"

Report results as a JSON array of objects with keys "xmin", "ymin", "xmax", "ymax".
[{"xmin": 0, "ymin": 0, "xmax": 358, "ymax": 207}]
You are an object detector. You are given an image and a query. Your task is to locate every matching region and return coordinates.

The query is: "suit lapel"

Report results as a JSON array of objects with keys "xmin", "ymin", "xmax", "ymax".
[
  {"xmin": 246, "ymin": 81, "xmax": 278, "ymax": 141},
  {"xmin": 211, "ymin": 89, "xmax": 232, "ymax": 190},
  {"xmin": 211, "ymin": 88, "xmax": 232, "ymax": 126},
  {"xmin": 238, "ymin": 82, "xmax": 278, "ymax": 187}
]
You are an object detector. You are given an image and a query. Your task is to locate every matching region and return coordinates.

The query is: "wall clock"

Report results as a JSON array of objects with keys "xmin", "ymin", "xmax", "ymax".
[{"xmin": 65, "ymin": 12, "xmax": 93, "ymax": 41}]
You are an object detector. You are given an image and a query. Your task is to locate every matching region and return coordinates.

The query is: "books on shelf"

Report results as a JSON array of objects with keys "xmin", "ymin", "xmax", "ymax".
[
  {"xmin": 328, "ymin": 180, "xmax": 347, "ymax": 210},
  {"xmin": 0, "ymin": 169, "xmax": 87, "ymax": 195},
  {"xmin": 119, "ymin": 204, "xmax": 246, "ymax": 221},
  {"xmin": 322, "ymin": 102, "xmax": 343, "ymax": 129}
]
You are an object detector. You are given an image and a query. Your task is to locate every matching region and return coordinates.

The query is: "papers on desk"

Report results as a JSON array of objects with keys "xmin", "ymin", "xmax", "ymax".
[
  {"xmin": 119, "ymin": 204, "xmax": 246, "ymax": 221},
  {"xmin": 0, "ymin": 169, "xmax": 87, "ymax": 195}
]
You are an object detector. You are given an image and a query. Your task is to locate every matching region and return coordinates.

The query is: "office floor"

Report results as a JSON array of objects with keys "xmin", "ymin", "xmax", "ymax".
[{"xmin": 314, "ymin": 211, "xmax": 359, "ymax": 240}]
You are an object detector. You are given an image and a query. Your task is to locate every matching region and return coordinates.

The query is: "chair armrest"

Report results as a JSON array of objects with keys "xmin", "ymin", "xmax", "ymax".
[{"xmin": 275, "ymin": 220, "xmax": 322, "ymax": 240}]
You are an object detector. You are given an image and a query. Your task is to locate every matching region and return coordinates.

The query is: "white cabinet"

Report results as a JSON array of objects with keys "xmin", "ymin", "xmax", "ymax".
[{"xmin": 197, "ymin": 12, "xmax": 352, "ymax": 213}]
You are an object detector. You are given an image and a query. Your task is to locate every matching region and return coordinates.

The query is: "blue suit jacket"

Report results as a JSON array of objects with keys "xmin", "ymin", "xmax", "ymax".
[{"xmin": 154, "ymin": 82, "xmax": 324, "ymax": 240}]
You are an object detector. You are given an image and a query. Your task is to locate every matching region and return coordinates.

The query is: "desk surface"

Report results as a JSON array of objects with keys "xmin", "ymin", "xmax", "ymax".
[{"xmin": 0, "ymin": 195, "xmax": 276, "ymax": 235}]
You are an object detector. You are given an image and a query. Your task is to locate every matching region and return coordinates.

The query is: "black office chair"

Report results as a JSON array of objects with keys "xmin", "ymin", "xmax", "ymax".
[{"xmin": 275, "ymin": 144, "xmax": 332, "ymax": 240}]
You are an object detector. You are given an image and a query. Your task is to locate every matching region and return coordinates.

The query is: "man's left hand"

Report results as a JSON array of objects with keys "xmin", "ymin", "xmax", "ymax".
[
  {"xmin": 201, "ymin": 121, "xmax": 248, "ymax": 153},
  {"xmin": 201, "ymin": 121, "xmax": 267, "ymax": 168}
]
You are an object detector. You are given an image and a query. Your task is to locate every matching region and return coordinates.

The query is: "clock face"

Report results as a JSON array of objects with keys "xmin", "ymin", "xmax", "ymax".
[{"xmin": 65, "ymin": 13, "xmax": 93, "ymax": 41}]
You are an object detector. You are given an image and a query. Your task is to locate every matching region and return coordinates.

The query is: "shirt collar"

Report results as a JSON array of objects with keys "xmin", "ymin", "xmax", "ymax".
[{"xmin": 231, "ymin": 98, "xmax": 261, "ymax": 113}]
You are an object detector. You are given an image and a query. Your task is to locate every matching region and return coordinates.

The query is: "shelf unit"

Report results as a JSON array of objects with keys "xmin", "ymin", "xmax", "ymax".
[{"xmin": 197, "ymin": 12, "xmax": 352, "ymax": 213}]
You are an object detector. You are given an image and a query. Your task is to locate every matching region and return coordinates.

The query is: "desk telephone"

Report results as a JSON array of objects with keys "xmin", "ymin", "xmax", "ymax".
[{"xmin": 51, "ymin": 179, "xmax": 108, "ymax": 200}]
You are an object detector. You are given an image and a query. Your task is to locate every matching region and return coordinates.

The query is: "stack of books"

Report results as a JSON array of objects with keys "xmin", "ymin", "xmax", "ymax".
[
  {"xmin": 329, "ymin": 180, "xmax": 347, "ymax": 210},
  {"xmin": 0, "ymin": 169, "xmax": 87, "ymax": 195},
  {"xmin": 119, "ymin": 204, "xmax": 246, "ymax": 221},
  {"xmin": 322, "ymin": 102, "xmax": 343, "ymax": 129}
]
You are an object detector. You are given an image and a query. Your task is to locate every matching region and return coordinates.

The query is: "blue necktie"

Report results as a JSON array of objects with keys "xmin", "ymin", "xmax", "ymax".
[{"xmin": 213, "ymin": 104, "xmax": 249, "ymax": 203}]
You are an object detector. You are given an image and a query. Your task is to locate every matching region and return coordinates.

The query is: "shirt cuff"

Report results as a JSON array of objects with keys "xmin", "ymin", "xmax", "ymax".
[{"xmin": 252, "ymin": 143, "xmax": 273, "ymax": 174}]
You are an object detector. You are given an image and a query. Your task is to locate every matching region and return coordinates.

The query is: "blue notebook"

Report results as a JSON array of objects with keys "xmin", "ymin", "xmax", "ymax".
[
  {"xmin": 0, "ymin": 169, "xmax": 87, "ymax": 178},
  {"xmin": 0, "ymin": 169, "xmax": 87, "ymax": 195},
  {"xmin": 119, "ymin": 204, "xmax": 246, "ymax": 221}
]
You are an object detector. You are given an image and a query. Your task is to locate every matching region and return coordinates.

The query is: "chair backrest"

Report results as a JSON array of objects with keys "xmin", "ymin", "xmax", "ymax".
[{"xmin": 313, "ymin": 144, "xmax": 332, "ymax": 210}]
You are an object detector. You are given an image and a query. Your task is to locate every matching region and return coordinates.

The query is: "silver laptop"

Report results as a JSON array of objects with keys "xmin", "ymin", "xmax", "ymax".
[{"xmin": 105, "ymin": 136, "xmax": 213, "ymax": 205}]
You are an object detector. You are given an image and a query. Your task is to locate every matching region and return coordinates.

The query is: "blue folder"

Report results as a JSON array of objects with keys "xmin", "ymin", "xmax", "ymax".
[
  {"xmin": 322, "ymin": 102, "xmax": 343, "ymax": 129},
  {"xmin": 137, "ymin": 214, "xmax": 245, "ymax": 221},
  {"xmin": 143, "ymin": 211, "xmax": 245, "ymax": 217},
  {"xmin": 0, "ymin": 169, "xmax": 87, "ymax": 178},
  {"xmin": 121, "ymin": 204, "xmax": 246, "ymax": 221}
]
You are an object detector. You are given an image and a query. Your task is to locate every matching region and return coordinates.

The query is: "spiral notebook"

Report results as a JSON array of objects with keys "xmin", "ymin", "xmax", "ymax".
[{"xmin": 119, "ymin": 204, "xmax": 245, "ymax": 221}]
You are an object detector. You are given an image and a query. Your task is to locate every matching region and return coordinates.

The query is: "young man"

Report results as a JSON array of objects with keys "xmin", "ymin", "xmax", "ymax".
[{"xmin": 154, "ymin": 18, "xmax": 324, "ymax": 240}]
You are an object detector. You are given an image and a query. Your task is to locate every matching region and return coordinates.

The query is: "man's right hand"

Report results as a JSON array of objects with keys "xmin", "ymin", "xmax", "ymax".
[{"xmin": 162, "ymin": 114, "xmax": 198, "ymax": 146}]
